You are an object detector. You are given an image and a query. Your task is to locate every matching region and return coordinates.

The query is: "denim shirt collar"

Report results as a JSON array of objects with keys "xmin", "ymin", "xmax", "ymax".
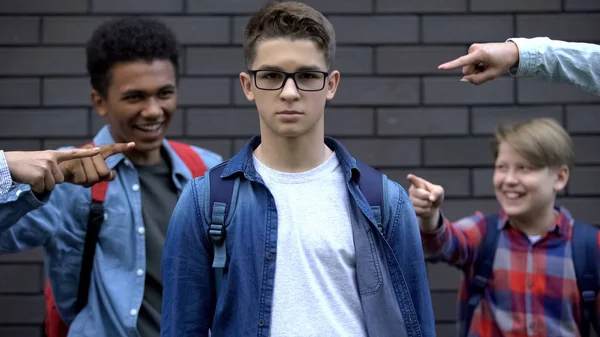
[
  {"xmin": 221, "ymin": 136, "xmax": 362, "ymax": 183},
  {"xmin": 92, "ymin": 124, "xmax": 193, "ymax": 186}
]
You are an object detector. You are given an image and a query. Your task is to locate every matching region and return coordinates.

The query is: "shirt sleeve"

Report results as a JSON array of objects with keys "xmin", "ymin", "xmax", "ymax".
[
  {"xmin": 0, "ymin": 151, "xmax": 14, "ymax": 197},
  {"xmin": 420, "ymin": 211, "xmax": 488, "ymax": 269},
  {"xmin": 507, "ymin": 37, "xmax": 600, "ymax": 95}
]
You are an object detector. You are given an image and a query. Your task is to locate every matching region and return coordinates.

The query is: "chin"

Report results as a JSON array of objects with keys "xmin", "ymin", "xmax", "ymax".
[
  {"xmin": 133, "ymin": 139, "xmax": 163, "ymax": 152},
  {"xmin": 272, "ymin": 126, "xmax": 309, "ymax": 138},
  {"xmin": 500, "ymin": 201, "xmax": 532, "ymax": 217}
]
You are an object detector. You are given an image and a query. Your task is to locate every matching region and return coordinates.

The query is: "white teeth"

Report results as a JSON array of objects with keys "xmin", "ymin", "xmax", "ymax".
[
  {"xmin": 136, "ymin": 123, "xmax": 162, "ymax": 131},
  {"xmin": 505, "ymin": 192, "xmax": 522, "ymax": 199}
]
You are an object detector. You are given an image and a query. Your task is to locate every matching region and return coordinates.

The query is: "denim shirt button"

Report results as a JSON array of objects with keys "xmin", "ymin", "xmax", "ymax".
[
  {"xmin": 259, "ymin": 319, "xmax": 265, "ymax": 327},
  {"xmin": 266, "ymin": 252, "xmax": 273, "ymax": 260}
]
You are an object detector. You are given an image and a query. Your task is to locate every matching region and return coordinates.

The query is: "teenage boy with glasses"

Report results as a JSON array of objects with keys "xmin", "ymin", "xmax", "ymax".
[{"xmin": 161, "ymin": 2, "xmax": 436, "ymax": 337}]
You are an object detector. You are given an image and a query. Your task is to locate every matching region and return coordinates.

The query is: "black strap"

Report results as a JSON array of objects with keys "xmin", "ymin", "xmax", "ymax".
[
  {"xmin": 465, "ymin": 214, "xmax": 501, "ymax": 337},
  {"xmin": 572, "ymin": 221, "xmax": 599, "ymax": 337},
  {"xmin": 355, "ymin": 161, "xmax": 384, "ymax": 232},
  {"xmin": 75, "ymin": 201, "xmax": 105, "ymax": 313}
]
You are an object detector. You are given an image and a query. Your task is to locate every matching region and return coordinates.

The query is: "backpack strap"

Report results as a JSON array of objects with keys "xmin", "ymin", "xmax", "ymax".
[
  {"xmin": 206, "ymin": 162, "xmax": 240, "ymax": 296},
  {"xmin": 75, "ymin": 142, "xmax": 109, "ymax": 313},
  {"xmin": 464, "ymin": 214, "xmax": 501, "ymax": 337},
  {"xmin": 572, "ymin": 221, "xmax": 599, "ymax": 337},
  {"xmin": 168, "ymin": 140, "xmax": 207, "ymax": 178},
  {"xmin": 355, "ymin": 161, "xmax": 386, "ymax": 232}
]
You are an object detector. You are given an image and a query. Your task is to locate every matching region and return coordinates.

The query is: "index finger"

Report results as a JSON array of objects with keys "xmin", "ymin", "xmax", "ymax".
[
  {"xmin": 438, "ymin": 51, "xmax": 482, "ymax": 70},
  {"xmin": 54, "ymin": 147, "xmax": 101, "ymax": 163},
  {"xmin": 100, "ymin": 142, "xmax": 136, "ymax": 159},
  {"xmin": 407, "ymin": 174, "xmax": 429, "ymax": 190}
]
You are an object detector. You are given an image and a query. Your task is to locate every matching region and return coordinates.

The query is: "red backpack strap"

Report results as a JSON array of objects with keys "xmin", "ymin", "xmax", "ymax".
[
  {"xmin": 76, "ymin": 141, "xmax": 108, "ymax": 312},
  {"xmin": 168, "ymin": 140, "xmax": 208, "ymax": 178},
  {"xmin": 44, "ymin": 280, "xmax": 70, "ymax": 337}
]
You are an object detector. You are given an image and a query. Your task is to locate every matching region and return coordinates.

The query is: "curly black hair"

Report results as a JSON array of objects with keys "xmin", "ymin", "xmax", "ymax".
[{"xmin": 86, "ymin": 17, "xmax": 180, "ymax": 97}]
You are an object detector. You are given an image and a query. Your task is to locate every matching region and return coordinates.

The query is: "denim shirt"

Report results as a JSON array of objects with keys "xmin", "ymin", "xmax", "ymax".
[
  {"xmin": 161, "ymin": 136, "xmax": 436, "ymax": 337},
  {"xmin": 0, "ymin": 125, "xmax": 222, "ymax": 337},
  {"xmin": 509, "ymin": 37, "xmax": 600, "ymax": 95},
  {"xmin": 0, "ymin": 150, "xmax": 12, "ymax": 196}
]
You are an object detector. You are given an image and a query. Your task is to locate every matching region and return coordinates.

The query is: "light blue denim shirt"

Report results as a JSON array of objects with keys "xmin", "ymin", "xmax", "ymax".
[
  {"xmin": 0, "ymin": 125, "xmax": 222, "ymax": 337},
  {"xmin": 0, "ymin": 150, "xmax": 13, "ymax": 196},
  {"xmin": 509, "ymin": 37, "xmax": 600, "ymax": 95}
]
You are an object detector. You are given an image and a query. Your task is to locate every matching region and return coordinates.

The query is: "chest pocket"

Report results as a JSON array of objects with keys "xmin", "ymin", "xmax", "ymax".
[
  {"xmin": 70, "ymin": 202, "xmax": 129, "ymax": 268},
  {"xmin": 96, "ymin": 207, "xmax": 130, "ymax": 268},
  {"xmin": 71, "ymin": 180, "xmax": 132, "ymax": 268}
]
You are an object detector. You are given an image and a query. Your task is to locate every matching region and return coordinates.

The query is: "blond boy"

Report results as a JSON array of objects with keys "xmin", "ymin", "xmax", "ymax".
[{"xmin": 409, "ymin": 118, "xmax": 599, "ymax": 337}]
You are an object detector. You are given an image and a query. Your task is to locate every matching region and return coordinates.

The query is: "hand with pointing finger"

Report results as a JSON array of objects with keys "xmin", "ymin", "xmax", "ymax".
[
  {"xmin": 407, "ymin": 174, "xmax": 445, "ymax": 232},
  {"xmin": 5, "ymin": 142, "xmax": 135, "ymax": 194},
  {"xmin": 437, "ymin": 41, "xmax": 519, "ymax": 85},
  {"xmin": 58, "ymin": 142, "xmax": 135, "ymax": 189}
]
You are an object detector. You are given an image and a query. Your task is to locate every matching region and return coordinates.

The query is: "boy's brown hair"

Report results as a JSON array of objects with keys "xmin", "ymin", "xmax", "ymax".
[
  {"xmin": 242, "ymin": 1, "xmax": 336, "ymax": 69},
  {"xmin": 491, "ymin": 118, "xmax": 575, "ymax": 169}
]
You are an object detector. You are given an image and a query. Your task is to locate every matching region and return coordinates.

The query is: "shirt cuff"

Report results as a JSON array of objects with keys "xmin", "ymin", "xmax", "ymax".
[
  {"xmin": 0, "ymin": 150, "xmax": 14, "ymax": 196},
  {"xmin": 506, "ymin": 37, "xmax": 546, "ymax": 77}
]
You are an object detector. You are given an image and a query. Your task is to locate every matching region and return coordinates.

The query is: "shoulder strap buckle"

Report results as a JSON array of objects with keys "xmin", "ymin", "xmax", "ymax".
[
  {"xmin": 209, "ymin": 202, "xmax": 227, "ymax": 245},
  {"xmin": 582, "ymin": 290, "xmax": 596, "ymax": 303}
]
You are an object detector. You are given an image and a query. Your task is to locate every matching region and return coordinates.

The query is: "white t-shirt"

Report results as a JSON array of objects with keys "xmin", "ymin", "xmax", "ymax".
[{"xmin": 254, "ymin": 153, "xmax": 367, "ymax": 337}]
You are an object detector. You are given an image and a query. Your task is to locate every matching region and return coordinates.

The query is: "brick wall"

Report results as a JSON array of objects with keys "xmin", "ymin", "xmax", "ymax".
[{"xmin": 1, "ymin": 0, "xmax": 599, "ymax": 336}]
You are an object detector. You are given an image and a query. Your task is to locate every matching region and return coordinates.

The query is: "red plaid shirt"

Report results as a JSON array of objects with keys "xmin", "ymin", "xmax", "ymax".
[{"xmin": 421, "ymin": 206, "xmax": 600, "ymax": 337}]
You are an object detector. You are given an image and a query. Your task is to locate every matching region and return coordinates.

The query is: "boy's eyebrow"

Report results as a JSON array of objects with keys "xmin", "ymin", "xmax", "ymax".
[
  {"xmin": 121, "ymin": 89, "xmax": 146, "ymax": 97},
  {"xmin": 296, "ymin": 65, "xmax": 324, "ymax": 72},
  {"xmin": 256, "ymin": 64, "xmax": 325, "ymax": 72},
  {"xmin": 160, "ymin": 84, "xmax": 176, "ymax": 90},
  {"xmin": 121, "ymin": 84, "xmax": 175, "ymax": 97}
]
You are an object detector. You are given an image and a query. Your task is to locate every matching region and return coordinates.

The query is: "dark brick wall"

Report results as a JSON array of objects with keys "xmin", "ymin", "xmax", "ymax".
[{"xmin": 0, "ymin": 1, "xmax": 599, "ymax": 336}]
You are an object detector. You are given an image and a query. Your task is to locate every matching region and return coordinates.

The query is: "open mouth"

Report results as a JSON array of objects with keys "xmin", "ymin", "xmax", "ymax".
[
  {"xmin": 503, "ymin": 191, "xmax": 525, "ymax": 200},
  {"xmin": 134, "ymin": 122, "xmax": 163, "ymax": 132}
]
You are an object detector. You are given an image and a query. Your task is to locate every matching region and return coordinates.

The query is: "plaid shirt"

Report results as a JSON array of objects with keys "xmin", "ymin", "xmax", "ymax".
[{"xmin": 421, "ymin": 206, "xmax": 600, "ymax": 337}]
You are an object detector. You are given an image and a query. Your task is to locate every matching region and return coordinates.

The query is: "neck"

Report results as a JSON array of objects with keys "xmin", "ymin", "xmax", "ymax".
[
  {"xmin": 108, "ymin": 129, "xmax": 162, "ymax": 166},
  {"xmin": 509, "ymin": 205, "xmax": 557, "ymax": 236},
  {"xmin": 254, "ymin": 126, "xmax": 332, "ymax": 173},
  {"xmin": 127, "ymin": 148, "xmax": 162, "ymax": 166}
]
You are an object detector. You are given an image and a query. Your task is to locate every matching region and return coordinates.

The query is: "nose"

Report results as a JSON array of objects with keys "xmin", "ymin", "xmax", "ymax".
[
  {"xmin": 279, "ymin": 77, "xmax": 300, "ymax": 101},
  {"xmin": 142, "ymin": 97, "xmax": 163, "ymax": 118},
  {"xmin": 503, "ymin": 169, "xmax": 519, "ymax": 185}
]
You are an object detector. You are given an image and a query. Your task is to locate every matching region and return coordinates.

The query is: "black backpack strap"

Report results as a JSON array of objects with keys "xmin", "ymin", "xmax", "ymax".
[
  {"xmin": 75, "ymin": 181, "xmax": 109, "ymax": 313},
  {"xmin": 206, "ymin": 162, "xmax": 239, "ymax": 296},
  {"xmin": 572, "ymin": 221, "xmax": 599, "ymax": 337},
  {"xmin": 464, "ymin": 214, "xmax": 501, "ymax": 336},
  {"xmin": 355, "ymin": 161, "xmax": 385, "ymax": 232}
]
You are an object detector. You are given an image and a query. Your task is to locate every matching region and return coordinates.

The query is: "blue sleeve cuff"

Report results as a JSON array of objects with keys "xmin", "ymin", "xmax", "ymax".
[
  {"xmin": 0, "ymin": 183, "xmax": 49, "ymax": 209},
  {"xmin": 506, "ymin": 37, "xmax": 550, "ymax": 77},
  {"xmin": 0, "ymin": 151, "xmax": 14, "ymax": 197}
]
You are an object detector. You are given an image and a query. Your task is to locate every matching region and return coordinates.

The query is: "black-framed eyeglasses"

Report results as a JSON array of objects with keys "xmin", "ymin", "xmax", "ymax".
[{"xmin": 247, "ymin": 70, "xmax": 329, "ymax": 92}]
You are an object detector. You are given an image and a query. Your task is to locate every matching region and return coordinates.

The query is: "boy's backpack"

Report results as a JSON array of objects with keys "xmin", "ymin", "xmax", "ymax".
[
  {"xmin": 465, "ymin": 214, "xmax": 599, "ymax": 337},
  {"xmin": 44, "ymin": 141, "xmax": 208, "ymax": 337},
  {"xmin": 205, "ymin": 160, "xmax": 387, "ymax": 295}
]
